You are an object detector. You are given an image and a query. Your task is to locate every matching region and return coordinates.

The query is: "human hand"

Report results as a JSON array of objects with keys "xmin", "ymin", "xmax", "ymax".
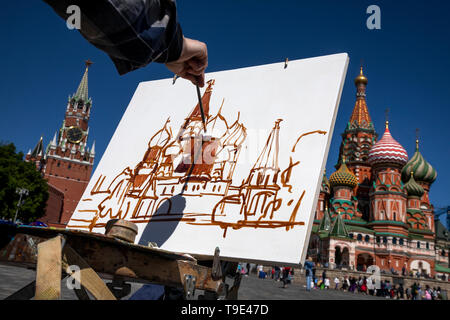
[{"xmin": 166, "ymin": 37, "xmax": 208, "ymax": 87}]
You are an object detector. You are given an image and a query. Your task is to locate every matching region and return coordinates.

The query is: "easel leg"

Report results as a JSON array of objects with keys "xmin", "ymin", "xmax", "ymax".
[
  {"xmin": 62, "ymin": 244, "xmax": 116, "ymax": 300},
  {"xmin": 35, "ymin": 236, "xmax": 62, "ymax": 300},
  {"xmin": 73, "ymin": 285, "xmax": 91, "ymax": 300}
]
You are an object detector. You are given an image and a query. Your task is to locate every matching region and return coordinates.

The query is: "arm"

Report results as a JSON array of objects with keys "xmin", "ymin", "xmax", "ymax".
[{"xmin": 43, "ymin": 0, "xmax": 207, "ymax": 86}]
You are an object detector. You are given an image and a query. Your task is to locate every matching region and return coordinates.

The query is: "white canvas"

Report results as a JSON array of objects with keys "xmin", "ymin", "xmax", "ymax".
[{"xmin": 68, "ymin": 53, "xmax": 349, "ymax": 266}]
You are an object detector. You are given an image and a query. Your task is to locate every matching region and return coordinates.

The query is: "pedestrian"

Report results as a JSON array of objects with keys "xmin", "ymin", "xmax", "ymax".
[
  {"xmin": 398, "ymin": 284, "xmax": 404, "ymax": 299},
  {"xmin": 304, "ymin": 258, "xmax": 315, "ymax": 292},
  {"xmin": 406, "ymin": 287, "xmax": 411, "ymax": 300},
  {"xmin": 43, "ymin": 0, "xmax": 208, "ymax": 87},
  {"xmin": 367, "ymin": 278, "xmax": 374, "ymax": 296},
  {"xmin": 282, "ymin": 267, "xmax": 292, "ymax": 288},
  {"xmin": 271, "ymin": 267, "xmax": 275, "ymax": 279},
  {"xmin": 334, "ymin": 276, "xmax": 340, "ymax": 290},
  {"xmin": 274, "ymin": 266, "xmax": 280, "ymax": 281},
  {"xmin": 324, "ymin": 277, "xmax": 330, "ymax": 289}
]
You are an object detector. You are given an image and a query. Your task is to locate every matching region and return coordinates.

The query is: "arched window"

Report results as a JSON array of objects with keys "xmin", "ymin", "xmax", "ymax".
[
  {"xmin": 357, "ymin": 234, "xmax": 363, "ymax": 241},
  {"xmin": 376, "ymin": 236, "xmax": 381, "ymax": 243},
  {"xmin": 426, "ymin": 242, "xmax": 429, "ymax": 250},
  {"xmin": 417, "ymin": 241, "xmax": 421, "ymax": 249},
  {"xmin": 348, "ymin": 233, "xmax": 353, "ymax": 239},
  {"xmin": 365, "ymin": 235, "xmax": 370, "ymax": 242},
  {"xmin": 383, "ymin": 237, "xmax": 387, "ymax": 244},
  {"xmin": 392, "ymin": 238, "xmax": 397, "ymax": 245},
  {"xmin": 399, "ymin": 238, "xmax": 404, "ymax": 246}
]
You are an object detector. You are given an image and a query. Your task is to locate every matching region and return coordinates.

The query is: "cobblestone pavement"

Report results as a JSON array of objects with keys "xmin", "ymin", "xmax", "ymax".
[{"xmin": 0, "ymin": 264, "xmax": 382, "ymax": 300}]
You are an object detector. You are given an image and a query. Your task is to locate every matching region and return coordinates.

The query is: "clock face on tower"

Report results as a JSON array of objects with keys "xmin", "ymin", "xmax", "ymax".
[{"xmin": 67, "ymin": 126, "xmax": 84, "ymax": 144}]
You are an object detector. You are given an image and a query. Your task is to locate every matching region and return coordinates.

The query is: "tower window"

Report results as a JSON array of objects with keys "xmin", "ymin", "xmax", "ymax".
[
  {"xmin": 365, "ymin": 235, "xmax": 370, "ymax": 242},
  {"xmin": 357, "ymin": 234, "xmax": 362, "ymax": 241},
  {"xmin": 426, "ymin": 242, "xmax": 429, "ymax": 250},
  {"xmin": 392, "ymin": 238, "xmax": 397, "ymax": 245},
  {"xmin": 417, "ymin": 241, "xmax": 420, "ymax": 249},
  {"xmin": 383, "ymin": 237, "xmax": 387, "ymax": 244},
  {"xmin": 376, "ymin": 236, "xmax": 380, "ymax": 243},
  {"xmin": 399, "ymin": 238, "xmax": 404, "ymax": 246}
]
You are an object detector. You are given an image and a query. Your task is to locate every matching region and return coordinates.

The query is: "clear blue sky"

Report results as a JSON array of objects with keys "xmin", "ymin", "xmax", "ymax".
[{"xmin": 0, "ymin": 1, "xmax": 448, "ymax": 221}]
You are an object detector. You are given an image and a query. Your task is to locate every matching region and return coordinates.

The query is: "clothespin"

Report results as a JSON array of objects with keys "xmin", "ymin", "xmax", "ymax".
[{"xmin": 284, "ymin": 58, "xmax": 289, "ymax": 69}]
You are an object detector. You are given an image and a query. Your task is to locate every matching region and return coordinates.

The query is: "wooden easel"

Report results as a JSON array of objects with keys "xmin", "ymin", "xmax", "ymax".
[{"xmin": 0, "ymin": 224, "xmax": 241, "ymax": 300}]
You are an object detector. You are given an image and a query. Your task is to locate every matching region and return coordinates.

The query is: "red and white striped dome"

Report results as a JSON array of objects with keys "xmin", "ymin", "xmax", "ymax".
[{"xmin": 368, "ymin": 123, "xmax": 408, "ymax": 166}]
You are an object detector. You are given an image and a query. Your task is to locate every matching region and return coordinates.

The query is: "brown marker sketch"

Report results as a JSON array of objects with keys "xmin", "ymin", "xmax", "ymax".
[{"xmin": 67, "ymin": 80, "xmax": 328, "ymax": 238}]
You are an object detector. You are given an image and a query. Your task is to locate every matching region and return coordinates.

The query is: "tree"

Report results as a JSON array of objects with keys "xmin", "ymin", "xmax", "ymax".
[{"xmin": 0, "ymin": 143, "xmax": 49, "ymax": 223}]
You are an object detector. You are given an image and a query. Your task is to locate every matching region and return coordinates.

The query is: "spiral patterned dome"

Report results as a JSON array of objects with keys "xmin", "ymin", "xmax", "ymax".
[
  {"xmin": 329, "ymin": 161, "xmax": 358, "ymax": 188},
  {"xmin": 368, "ymin": 122, "xmax": 408, "ymax": 166},
  {"xmin": 401, "ymin": 141, "xmax": 437, "ymax": 184},
  {"xmin": 404, "ymin": 172, "xmax": 425, "ymax": 198}
]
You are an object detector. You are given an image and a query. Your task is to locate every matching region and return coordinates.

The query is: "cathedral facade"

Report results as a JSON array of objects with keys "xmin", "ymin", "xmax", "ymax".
[
  {"xmin": 26, "ymin": 61, "xmax": 95, "ymax": 227},
  {"xmin": 308, "ymin": 68, "xmax": 449, "ymax": 278}
]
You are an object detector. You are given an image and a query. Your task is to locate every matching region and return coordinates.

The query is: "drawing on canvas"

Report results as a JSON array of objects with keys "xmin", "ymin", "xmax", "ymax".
[{"xmin": 68, "ymin": 80, "xmax": 328, "ymax": 237}]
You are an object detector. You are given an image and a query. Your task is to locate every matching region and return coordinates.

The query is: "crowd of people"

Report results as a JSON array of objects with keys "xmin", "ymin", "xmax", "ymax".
[
  {"xmin": 303, "ymin": 258, "xmax": 447, "ymax": 300},
  {"xmin": 237, "ymin": 262, "xmax": 447, "ymax": 300},
  {"xmin": 328, "ymin": 275, "xmax": 446, "ymax": 300}
]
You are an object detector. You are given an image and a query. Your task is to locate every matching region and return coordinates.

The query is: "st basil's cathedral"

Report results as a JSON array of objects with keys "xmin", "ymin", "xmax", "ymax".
[{"xmin": 308, "ymin": 68, "xmax": 449, "ymax": 279}]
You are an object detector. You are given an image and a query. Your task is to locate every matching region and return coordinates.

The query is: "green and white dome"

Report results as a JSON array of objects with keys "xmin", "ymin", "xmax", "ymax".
[{"xmin": 401, "ymin": 140, "xmax": 437, "ymax": 184}]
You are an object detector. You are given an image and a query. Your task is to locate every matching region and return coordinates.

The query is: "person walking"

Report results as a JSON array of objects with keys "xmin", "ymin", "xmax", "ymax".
[
  {"xmin": 367, "ymin": 278, "xmax": 374, "ymax": 296},
  {"xmin": 398, "ymin": 283, "xmax": 404, "ymax": 300},
  {"xmin": 334, "ymin": 276, "xmax": 340, "ymax": 290},
  {"xmin": 324, "ymin": 277, "xmax": 330, "ymax": 290},
  {"xmin": 282, "ymin": 267, "xmax": 292, "ymax": 288},
  {"xmin": 304, "ymin": 257, "xmax": 315, "ymax": 292}
]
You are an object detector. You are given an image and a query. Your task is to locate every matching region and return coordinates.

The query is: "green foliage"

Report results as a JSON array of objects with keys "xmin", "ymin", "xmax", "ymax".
[{"xmin": 0, "ymin": 143, "xmax": 49, "ymax": 223}]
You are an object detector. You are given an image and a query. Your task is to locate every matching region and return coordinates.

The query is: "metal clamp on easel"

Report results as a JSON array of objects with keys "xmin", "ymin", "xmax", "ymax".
[
  {"xmin": 183, "ymin": 274, "xmax": 196, "ymax": 300},
  {"xmin": 197, "ymin": 247, "xmax": 242, "ymax": 300}
]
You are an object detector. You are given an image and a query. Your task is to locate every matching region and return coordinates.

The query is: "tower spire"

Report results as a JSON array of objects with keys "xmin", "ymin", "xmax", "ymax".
[
  {"xmin": 74, "ymin": 60, "xmax": 93, "ymax": 102},
  {"xmin": 348, "ymin": 66, "xmax": 373, "ymax": 131}
]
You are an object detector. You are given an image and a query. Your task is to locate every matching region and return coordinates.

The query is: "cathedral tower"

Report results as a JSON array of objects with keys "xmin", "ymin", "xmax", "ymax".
[{"xmin": 337, "ymin": 67, "xmax": 377, "ymax": 220}]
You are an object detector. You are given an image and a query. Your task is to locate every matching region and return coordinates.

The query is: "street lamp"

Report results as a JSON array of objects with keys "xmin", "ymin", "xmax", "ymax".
[{"xmin": 13, "ymin": 187, "xmax": 29, "ymax": 224}]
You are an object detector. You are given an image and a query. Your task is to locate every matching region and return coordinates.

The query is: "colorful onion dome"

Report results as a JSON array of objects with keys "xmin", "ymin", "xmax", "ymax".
[
  {"xmin": 368, "ymin": 122, "xmax": 408, "ymax": 166},
  {"xmin": 404, "ymin": 172, "xmax": 425, "ymax": 198},
  {"xmin": 354, "ymin": 66, "xmax": 368, "ymax": 86},
  {"xmin": 401, "ymin": 140, "xmax": 437, "ymax": 184},
  {"xmin": 329, "ymin": 160, "xmax": 358, "ymax": 188}
]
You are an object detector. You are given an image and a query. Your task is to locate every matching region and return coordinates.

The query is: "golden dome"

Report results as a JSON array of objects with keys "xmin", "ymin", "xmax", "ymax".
[{"xmin": 354, "ymin": 66, "xmax": 368, "ymax": 86}]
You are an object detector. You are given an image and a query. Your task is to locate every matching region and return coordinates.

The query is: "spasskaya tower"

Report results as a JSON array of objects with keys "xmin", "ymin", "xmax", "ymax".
[{"xmin": 26, "ymin": 60, "xmax": 95, "ymax": 226}]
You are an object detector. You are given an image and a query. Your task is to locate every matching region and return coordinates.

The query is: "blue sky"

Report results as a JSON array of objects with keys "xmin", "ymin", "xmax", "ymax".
[{"xmin": 0, "ymin": 1, "xmax": 448, "ymax": 222}]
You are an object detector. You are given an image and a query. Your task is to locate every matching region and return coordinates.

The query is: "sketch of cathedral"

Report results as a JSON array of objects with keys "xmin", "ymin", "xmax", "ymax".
[{"xmin": 68, "ymin": 80, "xmax": 328, "ymax": 237}]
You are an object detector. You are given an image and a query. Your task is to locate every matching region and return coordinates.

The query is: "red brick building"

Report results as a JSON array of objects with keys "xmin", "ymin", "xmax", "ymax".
[
  {"xmin": 26, "ymin": 61, "xmax": 95, "ymax": 227},
  {"xmin": 308, "ymin": 67, "xmax": 448, "ymax": 278}
]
